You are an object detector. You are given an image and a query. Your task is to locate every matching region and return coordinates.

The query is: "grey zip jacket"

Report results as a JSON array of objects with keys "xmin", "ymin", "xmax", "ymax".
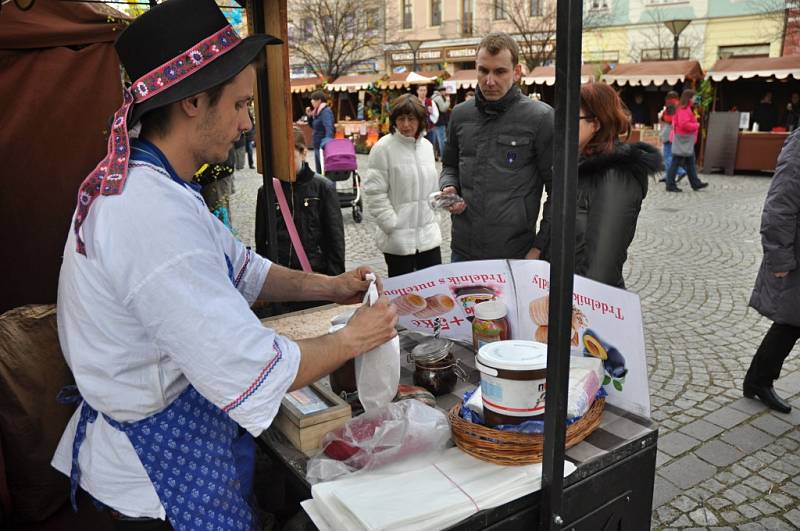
[{"xmin": 439, "ymin": 85, "xmax": 554, "ymax": 260}]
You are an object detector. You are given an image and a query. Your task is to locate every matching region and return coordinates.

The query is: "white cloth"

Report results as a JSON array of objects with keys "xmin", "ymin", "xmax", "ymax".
[
  {"xmin": 51, "ymin": 160, "xmax": 301, "ymax": 519},
  {"xmin": 303, "ymin": 447, "xmax": 576, "ymax": 531},
  {"xmin": 353, "ymin": 274, "xmax": 400, "ymax": 411},
  {"xmin": 363, "ymin": 132, "xmax": 442, "ymax": 255},
  {"xmin": 427, "ymin": 98, "xmax": 439, "ymax": 126}
]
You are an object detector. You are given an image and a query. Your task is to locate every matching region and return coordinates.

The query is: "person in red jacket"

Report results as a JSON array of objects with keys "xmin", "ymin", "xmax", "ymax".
[{"xmin": 664, "ymin": 89, "xmax": 709, "ymax": 192}]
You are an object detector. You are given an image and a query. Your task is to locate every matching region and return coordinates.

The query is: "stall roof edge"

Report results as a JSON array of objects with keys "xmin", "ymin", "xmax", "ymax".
[
  {"xmin": 706, "ymin": 55, "xmax": 800, "ymax": 81},
  {"xmin": 603, "ymin": 59, "xmax": 704, "ymax": 86}
]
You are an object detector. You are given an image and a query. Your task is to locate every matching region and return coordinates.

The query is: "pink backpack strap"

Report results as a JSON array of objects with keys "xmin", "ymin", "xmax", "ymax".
[{"xmin": 272, "ymin": 178, "xmax": 312, "ymax": 273}]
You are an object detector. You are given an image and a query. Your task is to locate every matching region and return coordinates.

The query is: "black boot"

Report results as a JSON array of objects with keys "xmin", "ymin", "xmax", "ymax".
[{"xmin": 743, "ymin": 381, "xmax": 792, "ymax": 413}]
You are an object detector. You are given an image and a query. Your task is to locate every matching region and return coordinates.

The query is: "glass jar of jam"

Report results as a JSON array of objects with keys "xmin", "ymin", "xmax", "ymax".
[
  {"xmin": 409, "ymin": 338, "xmax": 465, "ymax": 396},
  {"xmin": 472, "ymin": 300, "xmax": 510, "ymax": 353}
]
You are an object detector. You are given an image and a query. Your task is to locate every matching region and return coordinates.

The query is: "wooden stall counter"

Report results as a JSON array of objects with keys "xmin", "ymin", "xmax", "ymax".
[
  {"xmin": 735, "ymin": 132, "xmax": 789, "ymax": 172},
  {"xmin": 626, "ymin": 127, "xmax": 661, "ymax": 148},
  {"xmin": 257, "ymin": 305, "xmax": 659, "ymax": 530}
]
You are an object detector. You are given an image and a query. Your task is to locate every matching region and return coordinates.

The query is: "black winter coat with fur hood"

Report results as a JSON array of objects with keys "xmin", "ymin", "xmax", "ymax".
[{"xmin": 572, "ymin": 141, "xmax": 662, "ymax": 288}]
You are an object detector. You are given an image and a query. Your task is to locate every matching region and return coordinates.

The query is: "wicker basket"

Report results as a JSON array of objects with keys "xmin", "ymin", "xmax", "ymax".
[{"xmin": 448, "ymin": 397, "xmax": 605, "ymax": 466}]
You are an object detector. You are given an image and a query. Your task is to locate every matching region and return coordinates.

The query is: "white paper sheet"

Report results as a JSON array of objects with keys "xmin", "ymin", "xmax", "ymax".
[{"xmin": 304, "ymin": 447, "xmax": 577, "ymax": 531}]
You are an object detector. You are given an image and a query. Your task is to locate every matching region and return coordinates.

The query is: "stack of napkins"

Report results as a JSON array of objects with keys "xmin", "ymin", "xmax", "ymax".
[{"xmin": 302, "ymin": 447, "xmax": 576, "ymax": 531}]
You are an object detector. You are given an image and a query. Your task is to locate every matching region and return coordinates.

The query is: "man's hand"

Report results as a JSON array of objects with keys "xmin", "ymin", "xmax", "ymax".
[
  {"xmin": 329, "ymin": 267, "xmax": 380, "ymax": 305},
  {"xmin": 525, "ymin": 247, "xmax": 542, "ymax": 260},
  {"xmin": 338, "ymin": 296, "xmax": 398, "ymax": 356},
  {"xmin": 291, "ymin": 296, "xmax": 397, "ymax": 390},
  {"xmin": 442, "ymin": 186, "xmax": 466, "ymax": 215},
  {"xmin": 774, "ymin": 271, "xmax": 789, "ymax": 278}
]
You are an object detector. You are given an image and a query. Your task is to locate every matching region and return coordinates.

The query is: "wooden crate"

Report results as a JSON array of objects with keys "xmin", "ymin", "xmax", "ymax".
[{"xmin": 273, "ymin": 382, "xmax": 351, "ymax": 455}]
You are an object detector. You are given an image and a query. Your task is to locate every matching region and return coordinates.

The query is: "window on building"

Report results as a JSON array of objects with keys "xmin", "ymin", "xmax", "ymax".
[
  {"xmin": 494, "ymin": 0, "xmax": 506, "ymax": 19},
  {"xmin": 641, "ymin": 47, "xmax": 689, "ymax": 61},
  {"xmin": 530, "ymin": 0, "xmax": 541, "ymax": 16},
  {"xmin": 431, "ymin": 0, "xmax": 442, "ymax": 26},
  {"xmin": 321, "ymin": 15, "xmax": 334, "ymax": 35},
  {"xmin": 583, "ymin": 50, "xmax": 619, "ymax": 63},
  {"xmin": 365, "ymin": 8, "xmax": 380, "ymax": 33},
  {"xmin": 303, "ymin": 18, "xmax": 313, "ymax": 39},
  {"xmin": 717, "ymin": 44, "xmax": 771, "ymax": 59},
  {"xmin": 403, "ymin": 0, "xmax": 413, "ymax": 29},
  {"xmin": 462, "ymin": 0, "xmax": 473, "ymax": 35}
]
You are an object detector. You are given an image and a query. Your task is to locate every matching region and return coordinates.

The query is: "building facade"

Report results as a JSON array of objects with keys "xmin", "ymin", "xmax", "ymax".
[{"xmin": 286, "ymin": 0, "xmax": 791, "ymax": 79}]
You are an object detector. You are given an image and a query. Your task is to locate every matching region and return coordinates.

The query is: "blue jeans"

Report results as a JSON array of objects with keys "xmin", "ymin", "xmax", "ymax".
[
  {"xmin": 431, "ymin": 125, "xmax": 447, "ymax": 157},
  {"xmin": 662, "ymin": 142, "xmax": 686, "ymax": 178},
  {"xmin": 450, "ymin": 250, "xmax": 468, "ymax": 263},
  {"xmin": 665, "ymin": 154, "xmax": 703, "ymax": 189}
]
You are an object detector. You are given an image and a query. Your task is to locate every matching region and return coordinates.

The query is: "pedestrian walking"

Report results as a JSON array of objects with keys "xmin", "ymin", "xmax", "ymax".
[
  {"xmin": 658, "ymin": 90, "xmax": 685, "ymax": 182},
  {"xmin": 431, "ymin": 85, "xmax": 450, "ymax": 159},
  {"xmin": 572, "ymin": 82, "xmax": 662, "ymax": 288},
  {"xmin": 306, "ymin": 90, "xmax": 334, "ymax": 173},
  {"xmin": 744, "ymin": 128, "xmax": 800, "ymax": 414},
  {"xmin": 416, "ymin": 84, "xmax": 438, "ymax": 139},
  {"xmin": 664, "ymin": 89, "xmax": 709, "ymax": 193},
  {"xmin": 363, "ymin": 94, "xmax": 442, "ymax": 277},
  {"xmin": 439, "ymin": 32, "xmax": 554, "ymax": 261}
]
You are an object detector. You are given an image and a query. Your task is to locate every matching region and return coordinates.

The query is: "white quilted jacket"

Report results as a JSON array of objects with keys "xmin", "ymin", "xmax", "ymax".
[{"xmin": 363, "ymin": 132, "xmax": 442, "ymax": 256}]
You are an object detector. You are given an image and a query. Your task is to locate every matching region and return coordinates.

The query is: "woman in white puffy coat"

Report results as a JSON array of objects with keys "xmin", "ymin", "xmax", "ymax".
[{"xmin": 364, "ymin": 94, "xmax": 442, "ymax": 277}]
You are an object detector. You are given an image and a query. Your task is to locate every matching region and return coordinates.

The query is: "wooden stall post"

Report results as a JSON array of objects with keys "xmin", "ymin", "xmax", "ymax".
[
  {"xmin": 250, "ymin": 0, "xmax": 294, "ymax": 183},
  {"xmin": 249, "ymin": 0, "xmax": 291, "ymax": 264}
]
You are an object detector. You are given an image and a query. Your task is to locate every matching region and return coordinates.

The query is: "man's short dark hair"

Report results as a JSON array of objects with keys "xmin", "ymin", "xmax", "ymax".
[
  {"xmin": 310, "ymin": 90, "xmax": 326, "ymax": 101},
  {"xmin": 389, "ymin": 94, "xmax": 427, "ymax": 137},
  {"xmin": 477, "ymin": 33, "xmax": 519, "ymax": 66}
]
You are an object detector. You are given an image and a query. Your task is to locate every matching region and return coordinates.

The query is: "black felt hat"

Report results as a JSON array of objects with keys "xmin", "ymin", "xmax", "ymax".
[{"xmin": 115, "ymin": 0, "xmax": 281, "ymax": 125}]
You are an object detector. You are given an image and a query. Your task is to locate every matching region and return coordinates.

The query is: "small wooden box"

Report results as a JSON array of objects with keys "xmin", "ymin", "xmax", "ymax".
[{"xmin": 274, "ymin": 382, "xmax": 352, "ymax": 455}]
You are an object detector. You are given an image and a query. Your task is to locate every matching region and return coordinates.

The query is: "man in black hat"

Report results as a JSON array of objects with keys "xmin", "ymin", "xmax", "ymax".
[{"xmin": 52, "ymin": 1, "xmax": 396, "ymax": 529}]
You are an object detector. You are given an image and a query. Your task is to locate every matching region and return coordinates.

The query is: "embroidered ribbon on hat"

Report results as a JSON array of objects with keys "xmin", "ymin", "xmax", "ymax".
[{"xmin": 73, "ymin": 25, "xmax": 242, "ymax": 255}]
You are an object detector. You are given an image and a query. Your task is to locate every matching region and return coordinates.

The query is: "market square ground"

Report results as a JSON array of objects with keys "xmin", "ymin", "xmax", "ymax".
[{"xmin": 230, "ymin": 154, "xmax": 800, "ymax": 530}]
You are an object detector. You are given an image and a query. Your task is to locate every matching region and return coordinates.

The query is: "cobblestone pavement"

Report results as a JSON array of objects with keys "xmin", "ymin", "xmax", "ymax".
[{"xmin": 231, "ymin": 154, "xmax": 800, "ymax": 530}]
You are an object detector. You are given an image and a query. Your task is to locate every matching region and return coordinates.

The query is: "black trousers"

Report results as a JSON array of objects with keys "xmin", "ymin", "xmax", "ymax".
[
  {"xmin": 746, "ymin": 322, "xmax": 800, "ymax": 386},
  {"xmin": 384, "ymin": 247, "xmax": 442, "ymax": 277}
]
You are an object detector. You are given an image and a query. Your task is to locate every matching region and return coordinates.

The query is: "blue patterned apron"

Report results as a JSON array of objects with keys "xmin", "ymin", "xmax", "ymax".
[{"xmin": 66, "ymin": 386, "xmax": 257, "ymax": 531}]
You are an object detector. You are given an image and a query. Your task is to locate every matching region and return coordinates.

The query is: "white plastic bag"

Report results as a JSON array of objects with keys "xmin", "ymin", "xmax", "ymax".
[
  {"xmin": 306, "ymin": 399, "xmax": 451, "ymax": 484},
  {"xmin": 353, "ymin": 274, "xmax": 400, "ymax": 412}
]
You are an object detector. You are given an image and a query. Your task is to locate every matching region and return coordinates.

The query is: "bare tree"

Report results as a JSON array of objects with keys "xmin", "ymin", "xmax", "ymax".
[
  {"xmin": 748, "ymin": 0, "xmax": 798, "ymax": 53},
  {"xmin": 627, "ymin": 8, "xmax": 704, "ymax": 62},
  {"xmin": 475, "ymin": 0, "xmax": 612, "ymax": 71},
  {"xmin": 288, "ymin": 0, "xmax": 383, "ymax": 82}
]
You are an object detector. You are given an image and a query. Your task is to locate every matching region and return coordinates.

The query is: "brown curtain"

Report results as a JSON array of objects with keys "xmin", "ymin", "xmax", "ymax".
[{"xmin": 0, "ymin": 3, "xmax": 128, "ymax": 313}]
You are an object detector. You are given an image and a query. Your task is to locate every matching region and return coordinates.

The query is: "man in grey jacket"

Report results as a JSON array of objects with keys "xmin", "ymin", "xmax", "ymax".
[{"xmin": 440, "ymin": 32, "xmax": 554, "ymax": 261}]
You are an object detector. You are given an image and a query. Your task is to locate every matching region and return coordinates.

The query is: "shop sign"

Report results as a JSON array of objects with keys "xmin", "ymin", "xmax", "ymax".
[{"xmin": 447, "ymin": 47, "xmax": 477, "ymax": 59}]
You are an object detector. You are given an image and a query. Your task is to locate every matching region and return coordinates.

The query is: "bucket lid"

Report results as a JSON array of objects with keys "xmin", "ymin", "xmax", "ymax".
[
  {"xmin": 477, "ymin": 340, "xmax": 547, "ymax": 371},
  {"xmin": 411, "ymin": 338, "xmax": 452, "ymax": 363},
  {"xmin": 474, "ymin": 300, "xmax": 507, "ymax": 321}
]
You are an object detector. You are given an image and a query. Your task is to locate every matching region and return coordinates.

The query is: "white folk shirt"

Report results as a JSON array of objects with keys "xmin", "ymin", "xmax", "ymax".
[{"xmin": 51, "ymin": 159, "xmax": 301, "ymax": 519}]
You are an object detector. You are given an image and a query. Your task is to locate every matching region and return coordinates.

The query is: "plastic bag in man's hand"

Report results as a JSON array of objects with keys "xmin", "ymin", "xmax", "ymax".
[
  {"xmin": 354, "ymin": 273, "xmax": 400, "ymax": 411},
  {"xmin": 306, "ymin": 400, "xmax": 451, "ymax": 484}
]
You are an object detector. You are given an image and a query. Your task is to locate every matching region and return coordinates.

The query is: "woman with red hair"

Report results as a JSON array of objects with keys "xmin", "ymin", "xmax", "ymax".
[{"xmin": 573, "ymin": 82, "xmax": 663, "ymax": 288}]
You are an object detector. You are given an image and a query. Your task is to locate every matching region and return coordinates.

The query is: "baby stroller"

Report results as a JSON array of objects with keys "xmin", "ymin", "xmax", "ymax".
[{"xmin": 322, "ymin": 138, "xmax": 363, "ymax": 223}]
